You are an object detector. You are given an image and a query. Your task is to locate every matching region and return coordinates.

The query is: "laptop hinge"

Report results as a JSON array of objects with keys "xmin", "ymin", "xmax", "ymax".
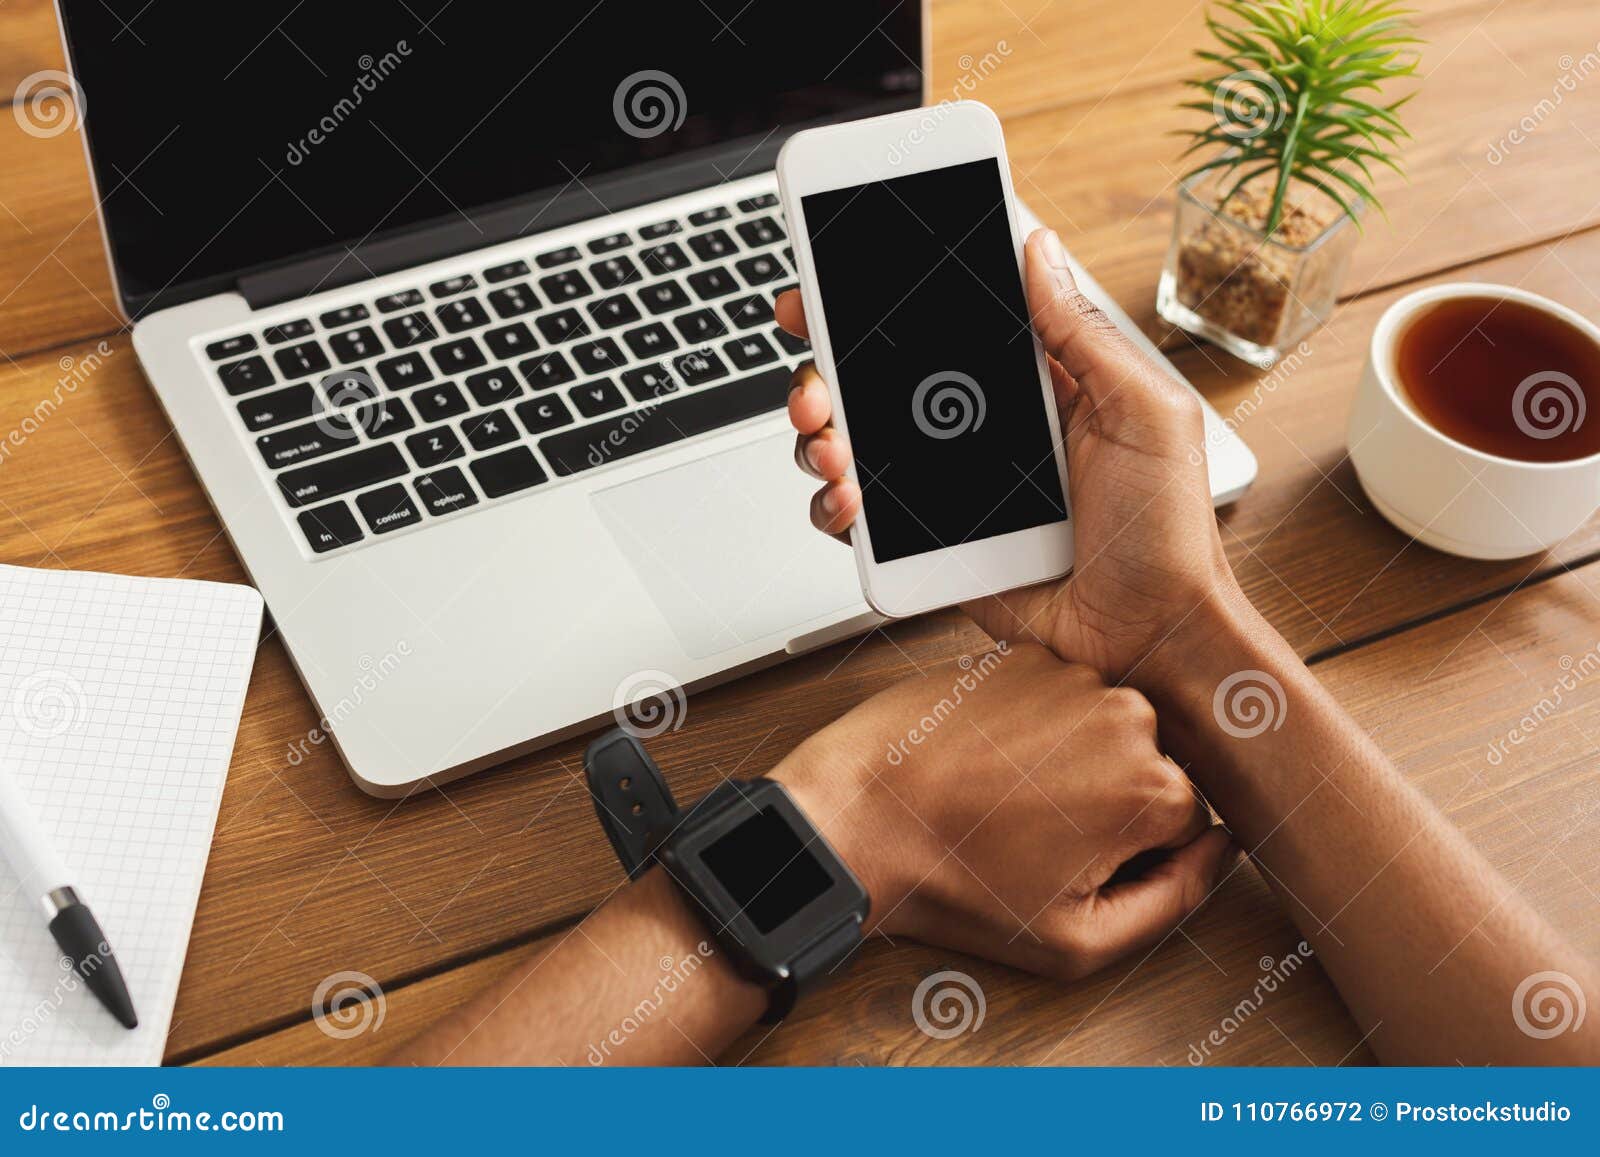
[{"xmin": 237, "ymin": 134, "xmax": 790, "ymax": 312}]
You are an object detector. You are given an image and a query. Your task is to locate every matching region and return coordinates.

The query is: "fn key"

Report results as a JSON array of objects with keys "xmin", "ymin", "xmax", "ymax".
[{"xmin": 298, "ymin": 502, "xmax": 363, "ymax": 553}]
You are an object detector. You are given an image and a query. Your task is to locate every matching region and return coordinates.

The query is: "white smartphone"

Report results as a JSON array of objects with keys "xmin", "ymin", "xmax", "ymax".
[{"xmin": 777, "ymin": 101, "xmax": 1072, "ymax": 618}]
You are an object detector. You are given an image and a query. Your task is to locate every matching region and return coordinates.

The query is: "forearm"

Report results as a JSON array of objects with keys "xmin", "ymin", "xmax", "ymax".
[
  {"xmin": 387, "ymin": 868, "xmax": 766, "ymax": 1066},
  {"xmin": 1141, "ymin": 583, "xmax": 1600, "ymax": 1064}
]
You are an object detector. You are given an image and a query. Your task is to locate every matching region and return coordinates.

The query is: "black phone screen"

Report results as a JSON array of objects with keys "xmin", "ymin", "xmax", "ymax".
[{"xmin": 802, "ymin": 158, "xmax": 1067, "ymax": 564}]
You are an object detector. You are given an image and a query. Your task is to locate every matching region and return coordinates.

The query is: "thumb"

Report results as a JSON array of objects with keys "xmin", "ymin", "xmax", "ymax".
[
  {"xmin": 1023, "ymin": 228, "xmax": 1146, "ymax": 399},
  {"xmin": 1088, "ymin": 826, "xmax": 1240, "ymax": 964}
]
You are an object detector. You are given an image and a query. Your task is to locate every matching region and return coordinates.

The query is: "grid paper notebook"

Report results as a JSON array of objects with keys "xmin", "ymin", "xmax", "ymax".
[{"xmin": 0, "ymin": 564, "xmax": 263, "ymax": 1065}]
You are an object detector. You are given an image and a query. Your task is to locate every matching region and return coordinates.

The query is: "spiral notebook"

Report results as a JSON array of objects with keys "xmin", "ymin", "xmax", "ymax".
[{"xmin": 0, "ymin": 564, "xmax": 263, "ymax": 1066}]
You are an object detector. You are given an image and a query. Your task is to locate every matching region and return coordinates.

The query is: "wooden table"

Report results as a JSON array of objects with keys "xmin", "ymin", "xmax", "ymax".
[{"xmin": 1, "ymin": 0, "xmax": 1597, "ymax": 1066}]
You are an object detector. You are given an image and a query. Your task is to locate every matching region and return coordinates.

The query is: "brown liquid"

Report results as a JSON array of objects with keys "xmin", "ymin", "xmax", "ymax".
[{"xmin": 1394, "ymin": 296, "xmax": 1600, "ymax": 462}]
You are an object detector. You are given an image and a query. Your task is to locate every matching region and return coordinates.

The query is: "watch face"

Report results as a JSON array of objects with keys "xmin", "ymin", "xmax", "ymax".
[
  {"xmin": 663, "ymin": 780, "xmax": 868, "ymax": 975},
  {"xmin": 701, "ymin": 806, "xmax": 834, "ymax": 933}
]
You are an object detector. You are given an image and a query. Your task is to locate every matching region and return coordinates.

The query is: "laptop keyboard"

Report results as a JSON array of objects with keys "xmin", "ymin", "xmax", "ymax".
[{"xmin": 200, "ymin": 191, "xmax": 807, "ymax": 557}]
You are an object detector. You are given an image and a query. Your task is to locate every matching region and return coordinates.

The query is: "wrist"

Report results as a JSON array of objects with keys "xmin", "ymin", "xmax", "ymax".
[
  {"xmin": 1134, "ymin": 573, "xmax": 1273, "ymax": 701},
  {"xmin": 767, "ymin": 730, "xmax": 909, "ymax": 935}
]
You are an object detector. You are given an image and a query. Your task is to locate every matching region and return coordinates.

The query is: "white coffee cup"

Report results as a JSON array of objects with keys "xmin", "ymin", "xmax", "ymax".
[{"xmin": 1347, "ymin": 282, "xmax": 1600, "ymax": 560}]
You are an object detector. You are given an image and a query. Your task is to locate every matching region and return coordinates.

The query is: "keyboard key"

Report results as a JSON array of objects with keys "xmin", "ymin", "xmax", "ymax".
[
  {"xmin": 572, "ymin": 337, "xmax": 625, "ymax": 375},
  {"xmin": 540, "ymin": 365, "xmax": 790, "ymax": 476},
  {"xmin": 736, "ymin": 217, "xmax": 784, "ymax": 248},
  {"xmin": 299, "ymin": 501, "xmax": 363, "ymax": 552},
  {"xmin": 484, "ymin": 259, "xmax": 531, "ymax": 283},
  {"xmin": 238, "ymin": 382, "xmax": 319, "ymax": 431},
  {"xmin": 588, "ymin": 232, "xmax": 632, "ymax": 253},
  {"xmin": 430, "ymin": 336, "xmax": 487, "ymax": 375},
  {"xmin": 414, "ymin": 466, "xmax": 479, "ymax": 516},
  {"xmin": 470, "ymin": 446, "xmax": 547, "ymax": 498},
  {"xmin": 515, "ymin": 394, "xmax": 574, "ymax": 434},
  {"xmin": 206, "ymin": 334, "xmax": 256, "ymax": 361},
  {"xmin": 639, "ymin": 280, "xmax": 691, "ymax": 316},
  {"xmin": 623, "ymin": 322, "xmax": 678, "ymax": 359},
  {"xmin": 671, "ymin": 347, "xmax": 730, "ymax": 387},
  {"xmin": 273, "ymin": 340, "xmax": 330, "ymax": 379},
  {"xmin": 264, "ymin": 319, "xmax": 313, "ymax": 344},
  {"xmin": 413, "ymin": 381, "xmax": 470, "ymax": 423},
  {"xmin": 737, "ymin": 193, "xmax": 779, "ymax": 212},
  {"xmin": 536, "ymin": 308, "xmax": 590, "ymax": 344},
  {"xmin": 329, "ymin": 325, "xmax": 382, "ymax": 364},
  {"xmin": 687, "ymin": 229, "xmax": 737, "ymax": 262},
  {"xmin": 486, "ymin": 282, "xmax": 539, "ymax": 319},
  {"xmin": 540, "ymin": 269, "xmax": 592, "ymax": 303},
  {"xmin": 430, "ymin": 274, "xmax": 478, "ymax": 298},
  {"xmin": 406, "ymin": 426, "xmax": 466, "ymax": 467},
  {"xmin": 535, "ymin": 246, "xmax": 582, "ymax": 269},
  {"xmin": 376, "ymin": 351, "xmax": 434, "ymax": 389},
  {"xmin": 639, "ymin": 219, "xmax": 681, "ymax": 240},
  {"xmin": 589, "ymin": 255, "xmax": 641, "ymax": 290},
  {"xmin": 256, "ymin": 416, "xmax": 357, "ymax": 469},
  {"xmin": 464, "ymin": 367, "xmax": 523, "ymax": 407},
  {"xmin": 621, "ymin": 363, "xmax": 678, "ymax": 402},
  {"xmin": 217, "ymin": 355, "xmax": 274, "ymax": 395},
  {"xmin": 773, "ymin": 326, "xmax": 810, "ymax": 356},
  {"xmin": 724, "ymin": 332, "xmax": 779, "ymax": 371},
  {"xmin": 357, "ymin": 483, "xmax": 424, "ymax": 534},
  {"xmin": 586, "ymin": 294, "xmax": 641, "ymax": 329},
  {"xmin": 353, "ymin": 396, "xmax": 415, "ymax": 439},
  {"xmin": 639, "ymin": 241, "xmax": 690, "ymax": 276},
  {"xmin": 518, "ymin": 351, "xmax": 576, "ymax": 391},
  {"xmin": 462, "ymin": 408, "xmax": 519, "ymax": 451},
  {"xmin": 569, "ymin": 378, "xmax": 627, "ymax": 418},
  {"xmin": 688, "ymin": 206, "xmax": 731, "ymax": 226},
  {"xmin": 483, "ymin": 322, "xmax": 538, "ymax": 360},
  {"xmin": 321, "ymin": 304, "xmax": 371, "ymax": 329},
  {"xmin": 436, "ymin": 297, "xmax": 489, "ymax": 333},
  {"xmin": 687, "ymin": 267, "xmax": 739, "ymax": 300},
  {"xmin": 673, "ymin": 308, "xmax": 728, "ymax": 345},
  {"xmin": 724, "ymin": 294, "xmax": 774, "ymax": 329},
  {"xmin": 320, "ymin": 368, "xmax": 382, "ymax": 408},
  {"xmin": 279, "ymin": 443, "xmax": 408, "ymax": 507},
  {"xmin": 383, "ymin": 311, "xmax": 439, "ymax": 348},
  {"xmin": 376, "ymin": 289, "xmax": 424, "ymax": 313},
  {"xmin": 735, "ymin": 253, "xmax": 784, "ymax": 286}
]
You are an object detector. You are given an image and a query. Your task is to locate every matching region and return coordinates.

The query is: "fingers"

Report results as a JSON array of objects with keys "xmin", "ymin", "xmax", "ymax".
[
  {"xmin": 774, "ymin": 289, "xmax": 809, "ymax": 338},
  {"xmin": 787, "ymin": 363, "xmax": 833, "ymax": 435},
  {"xmin": 809, "ymin": 478, "xmax": 860, "ymax": 537},
  {"xmin": 1087, "ymin": 826, "xmax": 1238, "ymax": 966},
  {"xmin": 794, "ymin": 427, "xmax": 851, "ymax": 481},
  {"xmin": 1022, "ymin": 228, "xmax": 1145, "ymax": 399}
]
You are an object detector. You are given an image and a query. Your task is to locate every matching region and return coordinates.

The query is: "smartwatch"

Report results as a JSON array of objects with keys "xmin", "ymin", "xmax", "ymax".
[{"xmin": 584, "ymin": 728, "xmax": 869, "ymax": 1022}]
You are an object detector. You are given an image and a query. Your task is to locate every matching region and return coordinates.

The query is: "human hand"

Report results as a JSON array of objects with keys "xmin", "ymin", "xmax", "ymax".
[
  {"xmin": 770, "ymin": 643, "xmax": 1235, "ymax": 981},
  {"xmin": 780, "ymin": 228, "xmax": 1241, "ymax": 682}
]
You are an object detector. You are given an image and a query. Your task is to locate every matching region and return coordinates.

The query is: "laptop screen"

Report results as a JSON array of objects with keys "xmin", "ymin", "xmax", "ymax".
[{"xmin": 58, "ymin": 1, "xmax": 922, "ymax": 315}]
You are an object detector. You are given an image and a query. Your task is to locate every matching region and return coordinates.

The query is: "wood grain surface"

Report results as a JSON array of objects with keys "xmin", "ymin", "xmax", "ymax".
[{"xmin": 0, "ymin": 0, "xmax": 1595, "ymax": 1066}]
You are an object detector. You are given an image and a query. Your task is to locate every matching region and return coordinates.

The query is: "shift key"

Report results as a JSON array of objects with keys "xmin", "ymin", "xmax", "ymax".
[{"xmin": 277, "ymin": 443, "xmax": 407, "ymax": 507}]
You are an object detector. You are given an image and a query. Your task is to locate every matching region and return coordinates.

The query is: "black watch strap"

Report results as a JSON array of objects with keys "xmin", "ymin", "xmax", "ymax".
[
  {"xmin": 583, "ymin": 730, "xmax": 681, "ymax": 879},
  {"xmin": 762, "ymin": 914, "xmax": 861, "ymax": 1023}
]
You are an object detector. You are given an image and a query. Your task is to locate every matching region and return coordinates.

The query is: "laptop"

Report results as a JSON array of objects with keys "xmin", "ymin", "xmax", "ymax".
[{"xmin": 56, "ymin": 1, "xmax": 1256, "ymax": 796}]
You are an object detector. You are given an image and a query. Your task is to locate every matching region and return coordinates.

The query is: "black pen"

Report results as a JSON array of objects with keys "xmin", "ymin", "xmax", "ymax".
[{"xmin": 0, "ymin": 766, "xmax": 138, "ymax": 1029}]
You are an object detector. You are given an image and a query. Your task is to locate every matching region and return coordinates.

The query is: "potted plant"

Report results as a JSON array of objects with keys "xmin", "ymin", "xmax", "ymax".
[{"xmin": 1156, "ymin": 0, "xmax": 1419, "ymax": 366}]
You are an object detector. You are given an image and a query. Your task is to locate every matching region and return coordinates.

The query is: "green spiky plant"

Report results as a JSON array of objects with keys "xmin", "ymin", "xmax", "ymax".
[{"xmin": 1178, "ymin": 0, "xmax": 1420, "ymax": 238}]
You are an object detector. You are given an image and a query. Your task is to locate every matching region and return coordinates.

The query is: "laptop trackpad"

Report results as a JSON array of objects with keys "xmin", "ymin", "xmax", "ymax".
[{"xmin": 592, "ymin": 433, "xmax": 862, "ymax": 659}]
